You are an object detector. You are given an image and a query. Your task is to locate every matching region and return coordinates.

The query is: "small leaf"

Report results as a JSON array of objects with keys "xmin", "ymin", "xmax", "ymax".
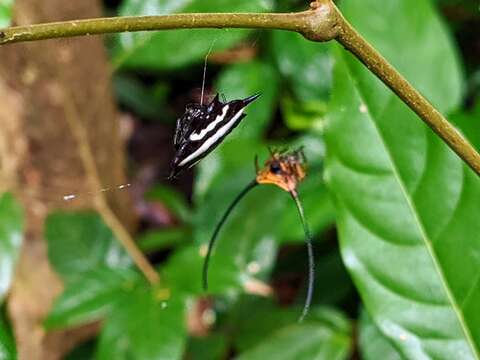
[
  {"xmin": 45, "ymin": 267, "xmax": 138, "ymax": 329},
  {"xmin": 0, "ymin": 193, "xmax": 24, "ymax": 301},
  {"xmin": 271, "ymin": 31, "xmax": 333, "ymax": 102},
  {"xmin": 96, "ymin": 282, "xmax": 186, "ymax": 360},
  {"xmin": 45, "ymin": 212, "xmax": 130, "ymax": 283},
  {"xmin": 114, "ymin": 0, "xmax": 273, "ymax": 70}
]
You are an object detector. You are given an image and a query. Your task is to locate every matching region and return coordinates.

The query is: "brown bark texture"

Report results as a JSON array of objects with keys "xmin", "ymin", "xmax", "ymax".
[{"xmin": 0, "ymin": 0, "xmax": 134, "ymax": 359}]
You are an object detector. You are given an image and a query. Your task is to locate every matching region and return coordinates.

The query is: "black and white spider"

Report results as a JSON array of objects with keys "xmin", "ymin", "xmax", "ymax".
[{"xmin": 169, "ymin": 93, "xmax": 260, "ymax": 178}]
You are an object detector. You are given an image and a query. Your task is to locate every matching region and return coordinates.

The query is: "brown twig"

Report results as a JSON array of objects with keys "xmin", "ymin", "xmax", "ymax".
[{"xmin": 56, "ymin": 85, "xmax": 160, "ymax": 285}]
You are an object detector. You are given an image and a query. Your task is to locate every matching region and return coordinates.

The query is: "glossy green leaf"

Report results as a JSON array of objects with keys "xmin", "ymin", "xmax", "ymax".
[
  {"xmin": 215, "ymin": 60, "xmax": 279, "ymax": 139},
  {"xmin": 45, "ymin": 212, "xmax": 130, "ymax": 283},
  {"xmin": 0, "ymin": 193, "xmax": 23, "ymax": 301},
  {"xmin": 359, "ymin": 309, "xmax": 402, "ymax": 360},
  {"xmin": 235, "ymin": 305, "xmax": 351, "ymax": 360},
  {"xmin": 0, "ymin": 0, "xmax": 13, "ymax": 28},
  {"xmin": 325, "ymin": 0, "xmax": 478, "ymax": 358},
  {"xmin": 45, "ymin": 267, "xmax": 138, "ymax": 329},
  {"xmin": 0, "ymin": 315, "xmax": 15, "ymax": 360},
  {"xmin": 271, "ymin": 31, "xmax": 332, "ymax": 102},
  {"xmin": 96, "ymin": 282, "xmax": 186, "ymax": 360},
  {"xmin": 114, "ymin": 0, "xmax": 272, "ymax": 70}
]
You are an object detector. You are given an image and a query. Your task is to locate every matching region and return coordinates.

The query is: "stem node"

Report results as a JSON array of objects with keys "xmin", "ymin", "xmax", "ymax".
[{"xmin": 301, "ymin": 0, "xmax": 340, "ymax": 42}]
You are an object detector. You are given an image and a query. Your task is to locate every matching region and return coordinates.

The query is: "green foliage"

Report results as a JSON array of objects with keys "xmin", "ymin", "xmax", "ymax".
[
  {"xmin": 271, "ymin": 31, "xmax": 332, "ymax": 102},
  {"xmin": 2, "ymin": 0, "xmax": 477, "ymax": 358},
  {"xmin": 234, "ymin": 304, "xmax": 351, "ymax": 360},
  {"xmin": 96, "ymin": 282, "xmax": 186, "ymax": 360},
  {"xmin": 215, "ymin": 60, "xmax": 279, "ymax": 138},
  {"xmin": 359, "ymin": 309, "xmax": 402, "ymax": 360},
  {"xmin": 45, "ymin": 212, "xmax": 131, "ymax": 283},
  {"xmin": 114, "ymin": 0, "xmax": 273, "ymax": 70},
  {"xmin": 325, "ymin": 0, "xmax": 478, "ymax": 358}
]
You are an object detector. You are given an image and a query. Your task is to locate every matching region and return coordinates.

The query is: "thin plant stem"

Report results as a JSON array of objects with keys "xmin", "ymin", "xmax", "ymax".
[
  {"xmin": 290, "ymin": 190, "xmax": 314, "ymax": 323},
  {"xmin": 202, "ymin": 180, "xmax": 258, "ymax": 291}
]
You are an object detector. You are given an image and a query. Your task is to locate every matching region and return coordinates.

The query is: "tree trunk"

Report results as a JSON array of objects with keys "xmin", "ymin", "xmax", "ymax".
[{"xmin": 0, "ymin": 0, "xmax": 135, "ymax": 358}]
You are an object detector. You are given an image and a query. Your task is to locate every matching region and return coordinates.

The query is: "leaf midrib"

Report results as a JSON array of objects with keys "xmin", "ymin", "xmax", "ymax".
[{"xmin": 343, "ymin": 56, "xmax": 479, "ymax": 359}]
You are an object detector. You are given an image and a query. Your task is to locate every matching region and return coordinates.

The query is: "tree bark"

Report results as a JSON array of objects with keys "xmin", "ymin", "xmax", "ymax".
[{"xmin": 0, "ymin": 0, "xmax": 134, "ymax": 358}]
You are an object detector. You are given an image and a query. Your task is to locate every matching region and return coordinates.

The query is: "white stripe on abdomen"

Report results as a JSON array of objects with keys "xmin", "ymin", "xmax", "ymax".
[
  {"xmin": 189, "ymin": 105, "xmax": 229, "ymax": 141},
  {"xmin": 179, "ymin": 109, "xmax": 244, "ymax": 167}
]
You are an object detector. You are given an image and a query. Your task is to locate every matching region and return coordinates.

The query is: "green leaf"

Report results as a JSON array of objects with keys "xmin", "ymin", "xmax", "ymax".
[
  {"xmin": 45, "ymin": 212, "xmax": 130, "ymax": 283},
  {"xmin": 0, "ymin": 0, "xmax": 13, "ymax": 28},
  {"xmin": 359, "ymin": 309, "xmax": 402, "ymax": 360},
  {"xmin": 0, "ymin": 314, "xmax": 15, "ymax": 360},
  {"xmin": 325, "ymin": 0, "xmax": 478, "ymax": 358},
  {"xmin": 45, "ymin": 267, "xmax": 138, "ymax": 329},
  {"xmin": 0, "ymin": 193, "xmax": 23, "ymax": 301},
  {"xmin": 215, "ymin": 60, "xmax": 279, "ymax": 139},
  {"xmin": 271, "ymin": 31, "xmax": 333, "ymax": 102},
  {"xmin": 114, "ymin": 0, "xmax": 273, "ymax": 70},
  {"xmin": 96, "ymin": 282, "xmax": 186, "ymax": 360},
  {"xmin": 235, "ymin": 305, "xmax": 351, "ymax": 360},
  {"xmin": 146, "ymin": 185, "xmax": 192, "ymax": 223}
]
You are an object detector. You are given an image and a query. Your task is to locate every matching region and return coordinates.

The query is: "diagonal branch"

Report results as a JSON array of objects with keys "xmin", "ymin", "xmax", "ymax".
[
  {"xmin": 0, "ymin": 1, "xmax": 479, "ymax": 177},
  {"xmin": 57, "ymin": 85, "xmax": 160, "ymax": 285}
]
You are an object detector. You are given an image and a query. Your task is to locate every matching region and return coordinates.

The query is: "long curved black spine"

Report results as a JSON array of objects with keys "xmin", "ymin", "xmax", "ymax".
[
  {"xmin": 202, "ymin": 179, "xmax": 258, "ymax": 291},
  {"xmin": 290, "ymin": 190, "xmax": 315, "ymax": 322}
]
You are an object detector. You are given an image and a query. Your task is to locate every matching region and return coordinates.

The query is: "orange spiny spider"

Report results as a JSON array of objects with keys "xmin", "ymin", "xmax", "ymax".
[{"xmin": 256, "ymin": 147, "xmax": 307, "ymax": 193}]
